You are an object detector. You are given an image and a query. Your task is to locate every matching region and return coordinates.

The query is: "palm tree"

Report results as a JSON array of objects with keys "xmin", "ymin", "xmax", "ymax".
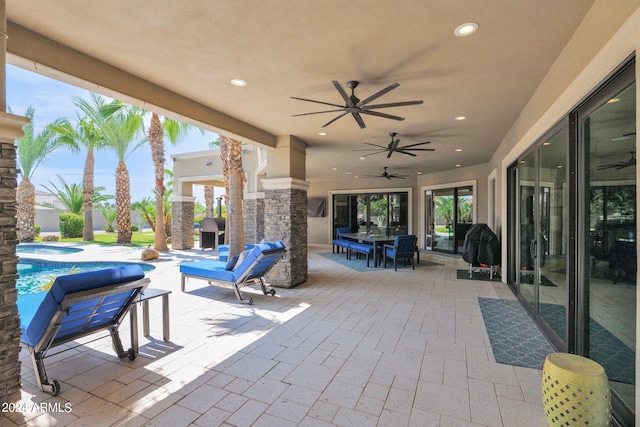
[
  {"xmin": 15, "ymin": 107, "xmax": 65, "ymax": 242},
  {"xmin": 40, "ymin": 175, "xmax": 111, "ymax": 215},
  {"xmin": 52, "ymin": 93, "xmax": 111, "ymax": 240},
  {"xmin": 76, "ymin": 96, "xmax": 144, "ymax": 244},
  {"xmin": 220, "ymin": 135, "xmax": 245, "ymax": 256},
  {"xmin": 132, "ymin": 197, "xmax": 156, "ymax": 230},
  {"xmin": 147, "ymin": 113, "xmax": 195, "ymax": 251}
]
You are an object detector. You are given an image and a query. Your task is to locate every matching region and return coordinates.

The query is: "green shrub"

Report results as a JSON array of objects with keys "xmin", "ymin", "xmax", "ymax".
[
  {"xmin": 58, "ymin": 213, "xmax": 84, "ymax": 238},
  {"xmin": 131, "ymin": 223, "xmax": 139, "ymax": 232},
  {"xmin": 34, "ymin": 224, "xmax": 42, "ymax": 237}
]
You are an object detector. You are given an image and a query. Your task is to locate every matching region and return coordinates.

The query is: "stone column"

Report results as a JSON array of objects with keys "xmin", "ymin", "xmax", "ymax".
[
  {"xmin": 170, "ymin": 196, "xmax": 195, "ymax": 250},
  {"xmin": 263, "ymin": 178, "xmax": 308, "ymax": 288},
  {"xmin": 243, "ymin": 193, "xmax": 265, "ymax": 243},
  {"xmin": 0, "ymin": 112, "xmax": 28, "ymax": 404}
]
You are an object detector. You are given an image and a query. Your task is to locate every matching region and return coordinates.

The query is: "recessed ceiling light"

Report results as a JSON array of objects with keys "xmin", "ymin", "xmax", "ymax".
[
  {"xmin": 332, "ymin": 167, "xmax": 337, "ymax": 170},
  {"xmin": 417, "ymin": 172, "xmax": 422, "ymax": 175},
  {"xmin": 230, "ymin": 79, "xmax": 247, "ymax": 87},
  {"xmin": 543, "ymin": 141, "xmax": 551, "ymax": 145},
  {"xmin": 557, "ymin": 165, "xmax": 564, "ymax": 169},
  {"xmin": 456, "ymin": 164, "xmax": 462, "ymax": 168},
  {"xmin": 607, "ymin": 97, "xmax": 620, "ymax": 104},
  {"xmin": 359, "ymin": 157, "xmax": 365, "ymax": 160},
  {"xmin": 455, "ymin": 148, "xmax": 462, "ymax": 152},
  {"xmin": 454, "ymin": 22, "xmax": 478, "ymax": 37},
  {"xmin": 318, "ymin": 132, "xmax": 327, "ymax": 136},
  {"xmin": 454, "ymin": 116, "xmax": 467, "ymax": 121}
]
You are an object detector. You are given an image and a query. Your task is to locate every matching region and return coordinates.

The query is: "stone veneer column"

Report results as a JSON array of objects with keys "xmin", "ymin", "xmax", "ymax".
[
  {"xmin": 0, "ymin": 112, "xmax": 28, "ymax": 404},
  {"xmin": 170, "ymin": 196, "xmax": 195, "ymax": 250},
  {"xmin": 262, "ymin": 178, "xmax": 308, "ymax": 288},
  {"xmin": 243, "ymin": 194, "xmax": 265, "ymax": 243}
]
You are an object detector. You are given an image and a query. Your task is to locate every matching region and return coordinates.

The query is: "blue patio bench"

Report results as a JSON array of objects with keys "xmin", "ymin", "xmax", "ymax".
[
  {"xmin": 332, "ymin": 227, "xmax": 354, "ymax": 254},
  {"xmin": 180, "ymin": 241, "xmax": 286, "ymax": 305},
  {"xmin": 347, "ymin": 242, "xmax": 376, "ymax": 267},
  {"xmin": 17, "ymin": 265, "xmax": 150, "ymax": 395}
]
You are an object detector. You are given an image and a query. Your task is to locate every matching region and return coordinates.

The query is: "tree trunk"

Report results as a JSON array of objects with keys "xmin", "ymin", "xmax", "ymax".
[
  {"xmin": 115, "ymin": 161, "xmax": 132, "ymax": 244},
  {"xmin": 149, "ymin": 113, "xmax": 169, "ymax": 251},
  {"xmin": 82, "ymin": 147, "xmax": 95, "ymax": 241},
  {"xmin": 220, "ymin": 136, "xmax": 245, "ymax": 256},
  {"xmin": 204, "ymin": 185, "xmax": 214, "ymax": 217},
  {"xmin": 16, "ymin": 177, "xmax": 35, "ymax": 242}
]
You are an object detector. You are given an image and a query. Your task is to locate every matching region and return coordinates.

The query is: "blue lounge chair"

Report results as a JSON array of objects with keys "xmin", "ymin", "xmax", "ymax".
[
  {"xmin": 180, "ymin": 241, "xmax": 286, "ymax": 305},
  {"xmin": 17, "ymin": 265, "xmax": 150, "ymax": 395}
]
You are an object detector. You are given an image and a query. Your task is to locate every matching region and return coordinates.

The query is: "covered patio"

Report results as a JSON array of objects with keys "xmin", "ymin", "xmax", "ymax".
[{"xmin": 3, "ymin": 244, "xmax": 546, "ymax": 426}]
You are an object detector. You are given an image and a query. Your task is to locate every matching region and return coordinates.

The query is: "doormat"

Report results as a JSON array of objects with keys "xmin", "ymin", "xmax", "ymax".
[
  {"xmin": 478, "ymin": 297, "xmax": 554, "ymax": 369},
  {"xmin": 318, "ymin": 252, "xmax": 440, "ymax": 272},
  {"xmin": 456, "ymin": 269, "xmax": 501, "ymax": 281}
]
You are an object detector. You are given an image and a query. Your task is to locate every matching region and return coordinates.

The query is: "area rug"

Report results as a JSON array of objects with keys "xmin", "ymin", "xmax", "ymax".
[
  {"xmin": 456, "ymin": 269, "xmax": 501, "ymax": 282},
  {"xmin": 478, "ymin": 298, "xmax": 635, "ymax": 384},
  {"xmin": 318, "ymin": 252, "xmax": 441, "ymax": 272},
  {"xmin": 477, "ymin": 297, "xmax": 555, "ymax": 369}
]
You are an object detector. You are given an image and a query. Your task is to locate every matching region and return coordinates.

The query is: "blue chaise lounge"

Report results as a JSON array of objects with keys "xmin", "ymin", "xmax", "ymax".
[
  {"xmin": 180, "ymin": 241, "xmax": 286, "ymax": 305},
  {"xmin": 17, "ymin": 265, "xmax": 150, "ymax": 395}
]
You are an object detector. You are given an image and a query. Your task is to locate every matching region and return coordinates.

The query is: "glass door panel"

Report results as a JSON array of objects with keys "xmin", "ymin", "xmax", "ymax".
[
  {"xmin": 518, "ymin": 150, "xmax": 536, "ymax": 309},
  {"xmin": 434, "ymin": 189, "xmax": 455, "ymax": 252},
  {"xmin": 388, "ymin": 193, "xmax": 408, "ymax": 236},
  {"xmin": 583, "ymin": 80, "xmax": 636, "ymax": 412},
  {"xmin": 455, "ymin": 186, "xmax": 474, "ymax": 251},
  {"xmin": 369, "ymin": 194, "xmax": 388, "ymax": 234},
  {"xmin": 538, "ymin": 126, "xmax": 569, "ymax": 346},
  {"xmin": 425, "ymin": 191, "xmax": 434, "ymax": 249}
]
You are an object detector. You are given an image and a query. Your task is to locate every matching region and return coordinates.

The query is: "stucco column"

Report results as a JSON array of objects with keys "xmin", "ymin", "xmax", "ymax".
[
  {"xmin": 0, "ymin": 112, "xmax": 28, "ymax": 404},
  {"xmin": 170, "ymin": 195, "xmax": 195, "ymax": 250}
]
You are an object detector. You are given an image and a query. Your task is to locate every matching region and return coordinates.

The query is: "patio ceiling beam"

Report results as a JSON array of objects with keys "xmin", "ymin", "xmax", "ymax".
[{"xmin": 5, "ymin": 22, "xmax": 277, "ymax": 150}]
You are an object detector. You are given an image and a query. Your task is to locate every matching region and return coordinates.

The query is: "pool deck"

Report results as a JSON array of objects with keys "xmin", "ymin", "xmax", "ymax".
[{"xmin": 2, "ymin": 243, "xmax": 548, "ymax": 426}]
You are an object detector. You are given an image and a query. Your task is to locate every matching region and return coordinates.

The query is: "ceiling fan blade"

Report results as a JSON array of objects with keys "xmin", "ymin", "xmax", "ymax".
[
  {"xmin": 357, "ymin": 83, "xmax": 400, "ymax": 107},
  {"xmin": 290, "ymin": 96, "xmax": 345, "ymax": 108},
  {"xmin": 388, "ymin": 175, "xmax": 408, "ymax": 179},
  {"xmin": 364, "ymin": 100, "xmax": 424, "ymax": 109},
  {"xmin": 394, "ymin": 150, "xmax": 417, "ymax": 157},
  {"xmin": 291, "ymin": 109, "xmax": 346, "ymax": 117},
  {"xmin": 352, "ymin": 112, "xmax": 366, "ymax": 129},
  {"xmin": 364, "ymin": 143, "xmax": 389, "ymax": 149},
  {"xmin": 322, "ymin": 112, "xmax": 349, "ymax": 127},
  {"xmin": 399, "ymin": 141, "xmax": 431, "ymax": 148},
  {"xmin": 403, "ymin": 148, "xmax": 436, "ymax": 152},
  {"xmin": 332, "ymin": 81, "xmax": 354, "ymax": 107},
  {"xmin": 361, "ymin": 150, "xmax": 388, "ymax": 157},
  {"xmin": 386, "ymin": 150, "xmax": 393, "ymax": 159},
  {"xmin": 360, "ymin": 110, "xmax": 405, "ymax": 121}
]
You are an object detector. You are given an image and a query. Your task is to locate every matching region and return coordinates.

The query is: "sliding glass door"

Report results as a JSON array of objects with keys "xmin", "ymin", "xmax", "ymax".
[
  {"xmin": 426, "ymin": 185, "xmax": 474, "ymax": 254},
  {"xmin": 332, "ymin": 191, "xmax": 409, "ymax": 237}
]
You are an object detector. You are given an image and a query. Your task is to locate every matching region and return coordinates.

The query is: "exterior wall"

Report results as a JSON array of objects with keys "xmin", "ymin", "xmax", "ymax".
[
  {"xmin": 35, "ymin": 208, "xmax": 111, "ymax": 233},
  {"xmin": 307, "ymin": 178, "xmax": 419, "ymax": 244}
]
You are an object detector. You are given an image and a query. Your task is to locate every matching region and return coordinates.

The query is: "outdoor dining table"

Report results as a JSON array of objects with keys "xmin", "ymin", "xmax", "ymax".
[{"xmin": 339, "ymin": 232, "xmax": 395, "ymax": 267}]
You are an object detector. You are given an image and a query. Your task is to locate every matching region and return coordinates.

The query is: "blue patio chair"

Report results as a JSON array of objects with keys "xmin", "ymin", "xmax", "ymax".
[
  {"xmin": 332, "ymin": 227, "xmax": 353, "ymax": 254},
  {"xmin": 17, "ymin": 265, "xmax": 150, "ymax": 395},
  {"xmin": 180, "ymin": 241, "xmax": 286, "ymax": 305},
  {"xmin": 383, "ymin": 234, "xmax": 418, "ymax": 270}
]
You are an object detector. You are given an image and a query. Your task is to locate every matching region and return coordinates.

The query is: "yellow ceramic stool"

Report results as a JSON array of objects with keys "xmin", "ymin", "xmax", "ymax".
[{"xmin": 542, "ymin": 353, "xmax": 611, "ymax": 426}]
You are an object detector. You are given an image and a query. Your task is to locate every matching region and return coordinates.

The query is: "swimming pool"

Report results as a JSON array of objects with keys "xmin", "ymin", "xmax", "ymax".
[
  {"xmin": 17, "ymin": 244, "xmax": 84, "ymax": 255},
  {"xmin": 17, "ymin": 258, "xmax": 155, "ymax": 295}
]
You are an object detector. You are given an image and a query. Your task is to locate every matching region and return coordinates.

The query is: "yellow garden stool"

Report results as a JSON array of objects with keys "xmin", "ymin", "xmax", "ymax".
[{"xmin": 542, "ymin": 353, "xmax": 611, "ymax": 426}]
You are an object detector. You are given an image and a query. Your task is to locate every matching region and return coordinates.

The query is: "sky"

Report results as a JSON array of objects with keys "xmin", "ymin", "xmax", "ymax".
[{"xmin": 7, "ymin": 64, "xmax": 219, "ymax": 204}]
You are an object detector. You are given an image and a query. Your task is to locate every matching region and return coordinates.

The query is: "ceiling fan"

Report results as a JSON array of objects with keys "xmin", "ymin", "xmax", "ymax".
[
  {"xmin": 597, "ymin": 151, "xmax": 636, "ymax": 170},
  {"xmin": 354, "ymin": 132, "xmax": 435, "ymax": 158},
  {"xmin": 291, "ymin": 80, "xmax": 423, "ymax": 129},
  {"xmin": 363, "ymin": 167, "xmax": 409, "ymax": 180}
]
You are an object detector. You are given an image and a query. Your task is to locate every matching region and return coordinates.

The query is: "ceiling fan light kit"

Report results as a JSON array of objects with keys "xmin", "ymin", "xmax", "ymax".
[{"xmin": 291, "ymin": 80, "xmax": 423, "ymax": 129}]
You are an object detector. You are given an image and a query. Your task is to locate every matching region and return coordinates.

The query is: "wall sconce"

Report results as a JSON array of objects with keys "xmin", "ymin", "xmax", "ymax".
[
  {"xmin": 172, "ymin": 157, "xmax": 178, "ymax": 162},
  {"xmin": 206, "ymin": 161, "xmax": 212, "ymax": 166}
]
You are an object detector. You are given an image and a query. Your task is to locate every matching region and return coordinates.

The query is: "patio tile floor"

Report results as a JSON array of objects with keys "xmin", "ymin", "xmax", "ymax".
[{"xmin": 2, "ymin": 243, "xmax": 548, "ymax": 426}]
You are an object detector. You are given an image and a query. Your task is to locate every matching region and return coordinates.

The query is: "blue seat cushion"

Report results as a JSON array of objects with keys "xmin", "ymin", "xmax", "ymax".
[
  {"xmin": 180, "ymin": 260, "xmax": 234, "ymax": 281},
  {"xmin": 18, "ymin": 265, "xmax": 145, "ymax": 348},
  {"xmin": 349, "ymin": 243, "xmax": 374, "ymax": 255}
]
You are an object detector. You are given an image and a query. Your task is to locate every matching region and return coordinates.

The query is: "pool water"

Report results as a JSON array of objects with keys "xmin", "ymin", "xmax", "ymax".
[
  {"xmin": 17, "ymin": 258, "xmax": 155, "ymax": 295},
  {"xmin": 17, "ymin": 244, "xmax": 83, "ymax": 255}
]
